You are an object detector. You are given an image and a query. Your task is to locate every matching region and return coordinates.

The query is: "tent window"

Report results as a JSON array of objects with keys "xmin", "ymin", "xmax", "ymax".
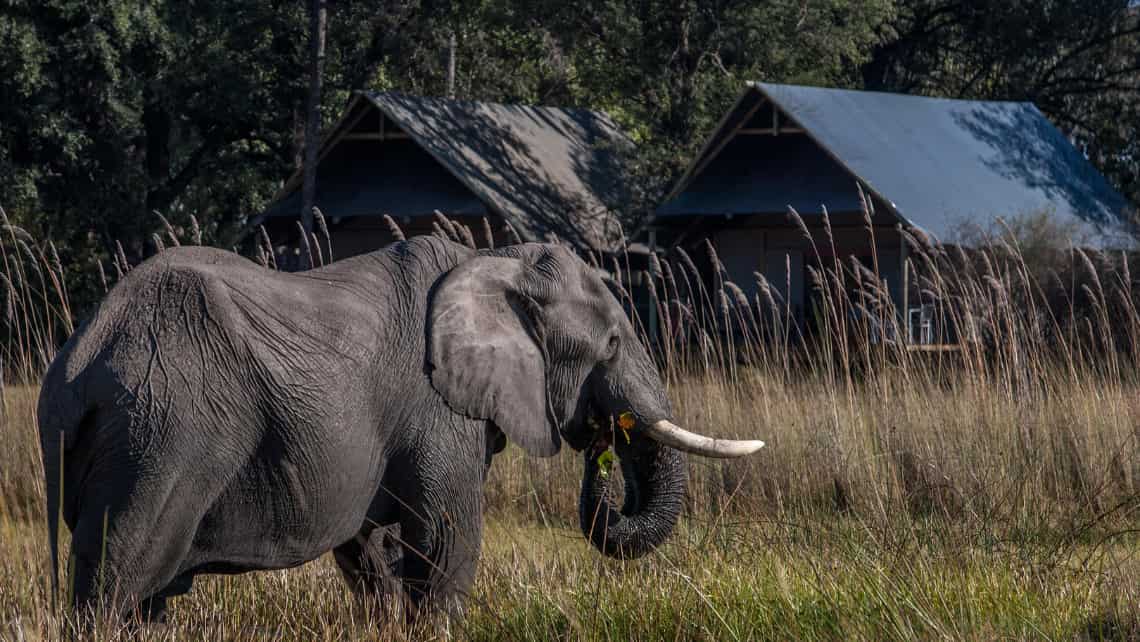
[{"xmin": 908, "ymin": 304, "xmax": 936, "ymax": 345}]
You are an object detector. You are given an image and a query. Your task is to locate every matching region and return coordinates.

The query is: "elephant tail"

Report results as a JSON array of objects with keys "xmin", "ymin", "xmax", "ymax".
[
  {"xmin": 37, "ymin": 364, "xmax": 90, "ymax": 604},
  {"xmin": 43, "ymin": 428, "xmax": 63, "ymax": 604}
]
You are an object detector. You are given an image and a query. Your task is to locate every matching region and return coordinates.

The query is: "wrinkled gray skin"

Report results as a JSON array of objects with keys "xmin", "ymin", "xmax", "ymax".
[{"xmin": 38, "ymin": 236, "xmax": 685, "ymax": 620}]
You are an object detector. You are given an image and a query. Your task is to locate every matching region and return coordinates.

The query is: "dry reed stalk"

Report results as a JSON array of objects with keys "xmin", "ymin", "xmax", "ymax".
[
  {"xmin": 189, "ymin": 215, "xmax": 202, "ymax": 245},
  {"xmin": 14, "ymin": 242, "xmax": 49, "ymax": 370},
  {"xmin": 703, "ymin": 240, "xmax": 728, "ymax": 359},
  {"xmin": 482, "ymin": 217, "xmax": 495, "ymax": 249},
  {"xmin": 432, "ymin": 211, "xmax": 461, "ymax": 244},
  {"xmin": 296, "ymin": 222, "xmax": 314, "ymax": 270},
  {"xmin": 643, "ymin": 269, "xmax": 674, "ymax": 368},
  {"xmin": 382, "ymin": 214, "xmax": 406, "ymax": 242},
  {"xmin": 47, "ymin": 242, "xmax": 67, "ymax": 307},
  {"xmin": 96, "ymin": 261, "xmax": 109, "ymax": 293},
  {"xmin": 647, "ymin": 253, "xmax": 677, "ymax": 369},
  {"xmin": 258, "ymin": 226, "xmax": 277, "ymax": 271},
  {"xmin": 674, "ymin": 248, "xmax": 714, "ymax": 348},
  {"xmin": 35, "ymin": 245, "xmax": 72, "ymax": 335},
  {"xmin": 155, "ymin": 212, "xmax": 181, "ymax": 247},
  {"xmin": 459, "ymin": 224, "xmax": 477, "ymax": 250},
  {"xmin": 431, "ymin": 222, "xmax": 448, "ymax": 242},
  {"xmin": 313, "ymin": 207, "xmax": 332, "ymax": 263},
  {"xmin": 309, "ymin": 232, "xmax": 324, "ymax": 267},
  {"xmin": 113, "ymin": 241, "xmax": 130, "ymax": 276}
]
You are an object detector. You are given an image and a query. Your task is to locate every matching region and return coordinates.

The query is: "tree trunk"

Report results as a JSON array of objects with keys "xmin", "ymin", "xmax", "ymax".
[
  {"xmin": 301, "ymin": 0, "xmax": 327, "ymax": 236},
  {"xmin": 292, "ymin": 100, "xmax": 304, "ymax": 171},
  {"xmin": 446, "ymin": 31, "xmax": 457, "ymax": 97}
]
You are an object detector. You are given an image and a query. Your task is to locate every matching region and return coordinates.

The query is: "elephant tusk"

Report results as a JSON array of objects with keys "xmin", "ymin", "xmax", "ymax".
[{"xmin": 643, "ymin": 420, "xmax": 765, "ymax": 458}]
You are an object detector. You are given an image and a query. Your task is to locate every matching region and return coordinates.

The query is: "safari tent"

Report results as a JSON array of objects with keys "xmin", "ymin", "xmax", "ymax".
[
  {"xmin": 651, "ymin": 82, "xmax": 1131, "ymax": 345},
  {"xmin": 259, "ymin": 91, "xmax": 631, "ymax": 266}
]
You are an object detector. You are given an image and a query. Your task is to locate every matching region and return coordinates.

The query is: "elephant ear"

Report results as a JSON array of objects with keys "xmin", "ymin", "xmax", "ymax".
[{"xmin": 428, "ymin": 256, "xmax": 560, "ymax": 457}]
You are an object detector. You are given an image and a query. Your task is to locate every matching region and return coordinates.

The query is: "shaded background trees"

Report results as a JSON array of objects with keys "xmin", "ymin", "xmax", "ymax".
[
  {"xmin": 865, "ymin": 0, "xmax": 1139, "ymax": 215},
  {"xmin": 1, "ymin": 0, "xmax": 1137, "ymax": 312}
]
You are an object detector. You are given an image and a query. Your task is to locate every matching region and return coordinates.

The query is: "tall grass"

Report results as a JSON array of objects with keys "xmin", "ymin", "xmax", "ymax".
[
  {"xmin": 0, "ymin": 202, "xmax": 1137, "ymax": 639},
  {"xmin": 0, "ymin": 206, "xmax": 73, "ymax": 385},
  {"xmin": 609, "ymin": 191, "xmax": 1140, "ymax": 530}
]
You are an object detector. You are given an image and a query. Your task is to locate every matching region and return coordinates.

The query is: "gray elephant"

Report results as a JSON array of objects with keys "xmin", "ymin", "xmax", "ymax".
[{"xmin": 37, "ymin": 236, "xmax": 763, "ymax": 620}]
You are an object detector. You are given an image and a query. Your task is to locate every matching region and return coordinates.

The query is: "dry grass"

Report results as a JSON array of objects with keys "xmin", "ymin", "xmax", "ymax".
[
  {"xmin": 4, "ymin": 378, "xmax": 1139, "ymax": 640},
  {"xmin": 1, "ymin": 201, "xmax": 1139, "ymax": 639}
]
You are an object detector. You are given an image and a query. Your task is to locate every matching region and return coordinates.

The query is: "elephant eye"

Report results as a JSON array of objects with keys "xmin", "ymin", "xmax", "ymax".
[{"xmin": 604, "ymin": 333, "xmax": 620, "ymax": 359}]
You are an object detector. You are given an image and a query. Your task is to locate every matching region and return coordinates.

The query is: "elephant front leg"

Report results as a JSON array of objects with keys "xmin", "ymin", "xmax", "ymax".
[
  {"xmin": 398, "ymin": 497, "xmax": 483, "ymax": 617},
  {"xmin": 393, "ymin": 436, "xmax": 486, "ymax": 616}
]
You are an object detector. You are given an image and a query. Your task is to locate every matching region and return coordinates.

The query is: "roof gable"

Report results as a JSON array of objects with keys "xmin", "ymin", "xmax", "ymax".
[
  {"xmin": 267, "ymin": 124, "xmax": 488, "ymax": 223},
  {"xmin": 268, "ymin": 92, "xmax": 630, "ymax": 252},
  {"xmin": 658, "ymin": 125, "xmax": 863, "ymax": 217},
  {"xmin": 660, "ymin": 83, "xmax": 1132, "ymax": 246}
]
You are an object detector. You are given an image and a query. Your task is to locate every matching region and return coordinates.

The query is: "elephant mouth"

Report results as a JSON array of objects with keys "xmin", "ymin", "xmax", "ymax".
[
  {"xmin": 585, "ymin": 422, "xmax": 615, "ymax": 460},
  {"xmin": 578, "ymin": 403, "xmax": 635, "ymax": 461},
  {"xmin": 562, "ymin": 399, "xmax": 609, "ymax": 452}
]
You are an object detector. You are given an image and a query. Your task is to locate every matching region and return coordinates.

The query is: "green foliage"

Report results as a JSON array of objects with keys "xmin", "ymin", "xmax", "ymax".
[
  {"xmin": 866, "ymin": 0, "xmax": 1140, "ymax": 216},
  {"xmin": 1, "ymin": 0, "xmax": 1136, "ymax": 314}
]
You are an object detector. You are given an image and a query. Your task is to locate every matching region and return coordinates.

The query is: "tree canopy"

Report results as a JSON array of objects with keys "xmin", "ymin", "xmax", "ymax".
[{"xmin": 1, "ymin": 0, "xmax": 1136, "ymax": 310}]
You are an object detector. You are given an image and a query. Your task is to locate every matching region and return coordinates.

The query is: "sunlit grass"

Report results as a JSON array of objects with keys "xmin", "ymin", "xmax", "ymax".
[{"xmin": 2, "ymin": 507, "xmax": 1136, "ymax": 640}]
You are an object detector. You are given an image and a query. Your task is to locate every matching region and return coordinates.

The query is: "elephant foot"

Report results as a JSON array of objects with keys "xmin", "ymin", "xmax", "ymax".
[
  {"xmin": 136, "ymin": 573, "xmax": 193, "ymax": 624},
  {"xmin": 334, "ymin": 525, "xmax": 404, "ymax": 599},
  {"xmin": 139, "ymin": 594, "xmax": 170, "ymax": 624}
]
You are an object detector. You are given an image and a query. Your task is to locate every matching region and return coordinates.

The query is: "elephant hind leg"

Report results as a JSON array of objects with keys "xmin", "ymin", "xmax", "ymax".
[
  {"xmin": 68, "ymin": 486, "xmax": 203, "ymax": 622},
  {"xmin": 136, "ymin": 572, "xmax": 195, "ymax": 623},
  {"xmin": 333, "ymin": 524, "xmax": 404, "ymax": 600},
  {"xmin": 68, "ymin": 573, "xmax": 182, "ymax": 628}
]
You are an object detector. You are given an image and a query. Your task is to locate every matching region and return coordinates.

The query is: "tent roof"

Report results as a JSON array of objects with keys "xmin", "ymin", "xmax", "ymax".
[
  {"xmin": 265, "ymin": 91, "xmax": 630, "ymax": 252},
  {"xmin": 659, "ymin": 83, "xmax": 1132, "ymax": 246}
]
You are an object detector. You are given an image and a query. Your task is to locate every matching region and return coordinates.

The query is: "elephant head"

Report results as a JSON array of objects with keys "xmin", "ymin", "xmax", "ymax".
[{"xmin": 427, "ymin": 243, "xmax": 764, "ymax": 559}]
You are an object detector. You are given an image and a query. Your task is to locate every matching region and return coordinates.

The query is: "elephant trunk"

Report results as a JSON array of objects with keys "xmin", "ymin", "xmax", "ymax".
[{"xmin": 578, "ymin": 437, "xmax": 686, "ymax": 560}]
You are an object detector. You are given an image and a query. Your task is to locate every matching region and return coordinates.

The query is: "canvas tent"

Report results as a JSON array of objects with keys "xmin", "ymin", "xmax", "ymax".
[
  {"xmin": 260, "ymin": 91, "xmax": 631, "ymax": 262},
  {"xmin": 653, "ymin": 82, "xmax": 1131, "ymax": 343}
]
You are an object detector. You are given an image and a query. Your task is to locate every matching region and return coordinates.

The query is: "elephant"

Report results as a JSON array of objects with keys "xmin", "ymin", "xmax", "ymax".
[{"xmin": 37, "ymin": 235, "xmax": 764, "ymax": 620}]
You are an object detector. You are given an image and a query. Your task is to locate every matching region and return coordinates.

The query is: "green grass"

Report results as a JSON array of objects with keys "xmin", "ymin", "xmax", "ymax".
[{"xmin": 1, "ymin": 512, "xmax": 1136, "ymax": 640}]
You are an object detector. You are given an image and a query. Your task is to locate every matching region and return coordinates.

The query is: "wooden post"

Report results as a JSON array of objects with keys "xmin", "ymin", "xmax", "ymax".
[
  {"xmin": 446, "ymin": 32, "xmax": 457, "ymax": 97},
  {"xmin": 648, "ymin": 227, "xmax": 658, "ymax": 340},
  {"xmin": 899, "ymin": 224, "xmax": 909, "ymax": 344},
  {"xmin": 301, "ymin": 0, "xmax": 327, "ymax": 236}
]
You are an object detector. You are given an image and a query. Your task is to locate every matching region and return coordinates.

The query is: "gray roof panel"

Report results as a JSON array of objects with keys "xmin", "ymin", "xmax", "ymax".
[
  {"xmin": 363, "ymin": 92, "xmax": 629, "ymax": 251},
  {"xmin": 659, "ymin": 83, "xmax": 1131, "ymax": 246},
  {"xmin": 264, "ymin": 92, "xmax": 630, "ymax": 252}
]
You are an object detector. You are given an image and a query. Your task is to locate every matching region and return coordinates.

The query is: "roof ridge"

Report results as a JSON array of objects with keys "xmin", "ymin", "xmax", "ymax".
[
  {"xmin": 360, "ymin": 89, "xmax": 611, "ymax": 118},
  {"xmin": 748, "ymin": 82, "xmax": 1035, "ymax": 107},
  {"xmin": 658, "ymin": 82, "xmax": 1128, "ymax": 247}
]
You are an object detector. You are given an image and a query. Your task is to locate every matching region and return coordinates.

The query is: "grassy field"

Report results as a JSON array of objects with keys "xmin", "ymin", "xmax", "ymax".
[
  {"xmin": 3, "ymin": 368, "xmax": 1139, "ymax": 640},
  {"xmin": 1, "ymin": 206, "xmax": 1139, "ymax": 639}
]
